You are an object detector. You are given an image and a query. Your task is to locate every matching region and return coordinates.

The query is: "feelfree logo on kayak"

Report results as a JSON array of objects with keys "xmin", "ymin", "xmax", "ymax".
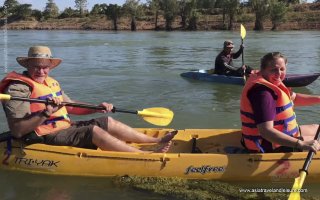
[{"xmin": 185, "ymin": 165, "xmax": 226, "ymax": 175}]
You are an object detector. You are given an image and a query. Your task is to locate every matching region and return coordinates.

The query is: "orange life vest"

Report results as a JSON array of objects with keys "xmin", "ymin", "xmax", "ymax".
[
  {"xmin": 0, "ymin": 71, "xmax": 71, "ymax": 136},
  {"xmin": 240, "ymin": 74, "xmax": 299, "ymax": 153}
]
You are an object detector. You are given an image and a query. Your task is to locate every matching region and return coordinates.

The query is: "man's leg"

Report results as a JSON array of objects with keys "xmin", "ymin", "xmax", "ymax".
[
  {"xmin": 103, "ymin": 117, "xmax": 177, "ymax": 143},
  {"xmin": 91, "ymin": 125, "xmax": 172, "ymax": 152}
]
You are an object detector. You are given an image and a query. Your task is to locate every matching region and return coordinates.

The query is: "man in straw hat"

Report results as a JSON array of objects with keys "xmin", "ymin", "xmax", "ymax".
[
  {"xmin": 213, "ymin": 40, "xmax": 254, "ymax": 76},
  {"xmin": 0, "ymin": 46, "xmax": 177, "ymax": 152}
]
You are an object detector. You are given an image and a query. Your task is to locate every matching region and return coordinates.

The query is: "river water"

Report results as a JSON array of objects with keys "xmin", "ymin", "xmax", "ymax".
[{"xmin": 0, "ymin": 30, "xmax": 320, "ymax": 199}]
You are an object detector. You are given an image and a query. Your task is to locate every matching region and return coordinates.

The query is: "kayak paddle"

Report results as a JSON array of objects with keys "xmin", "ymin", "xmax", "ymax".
[
  {"xmin": 240, "ymin": 24, "xmax": 246, "ymax": 81},
  {"xmin": 0, "ymin": 93, "xmax": 174, "ymax": 126},
  {"xmin": 288, "ymin": 125, "xmax": 320, "ymax": 200},
  {"xmin": 240, "ymin": 24, "xmax": 246, "ymax": 67}
]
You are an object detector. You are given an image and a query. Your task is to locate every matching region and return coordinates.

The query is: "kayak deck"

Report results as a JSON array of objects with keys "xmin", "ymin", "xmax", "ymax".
[{"xmin": 1, "ymin": 128, "xmax": 320, "ymax": 182}]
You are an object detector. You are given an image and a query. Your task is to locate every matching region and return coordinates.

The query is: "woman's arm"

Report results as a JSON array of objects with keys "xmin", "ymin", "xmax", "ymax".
[{"xmin": 292, "ymin": 92, "xmax": 320, "ymax": 106}]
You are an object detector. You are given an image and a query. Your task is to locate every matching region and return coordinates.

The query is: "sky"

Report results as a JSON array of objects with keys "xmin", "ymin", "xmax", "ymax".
[
  {"xmin": 0, "ymin": 0, "xmax": 315, "ymax": 11},
  {"xmin": 0, "ymin": 0, "xmax": 147, "ymax": 11}
]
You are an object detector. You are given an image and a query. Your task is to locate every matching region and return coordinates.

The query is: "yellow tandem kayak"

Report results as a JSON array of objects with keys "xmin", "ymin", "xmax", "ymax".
[{"xmin": 1, "ymin": 128, "xmax": 320, "ymax": 182}]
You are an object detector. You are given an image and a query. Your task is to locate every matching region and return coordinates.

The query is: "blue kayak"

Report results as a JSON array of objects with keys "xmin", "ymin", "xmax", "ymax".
[{"xmin": 180, "ymin": 70, "xmax": 320, "ymax": 87}]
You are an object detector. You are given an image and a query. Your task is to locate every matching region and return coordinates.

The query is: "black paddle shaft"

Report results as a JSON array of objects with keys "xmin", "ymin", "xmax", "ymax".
[
  {"xmin": 10, "ymin": 96, "xmax": 139, "ymax": 114},
  {"xmin": 10, "ymin": 96, "xmax": 106, "ymax": 110},
  {"xmin": 241, "ymin": 38, "xmax": 244, "ymax": 66},
  {"xmin": 301, "ymin": 124, "xmax": 320, "ymax": 173}
]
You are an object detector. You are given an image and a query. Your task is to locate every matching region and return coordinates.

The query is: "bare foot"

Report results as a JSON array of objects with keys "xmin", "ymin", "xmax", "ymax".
[
  {"xmin": 154, "ymin": 141, "xmax": 172, "ymax": 153},
  {"xmin": 159, "ymin": 130, "xmax": 178, "ymax": 143}
]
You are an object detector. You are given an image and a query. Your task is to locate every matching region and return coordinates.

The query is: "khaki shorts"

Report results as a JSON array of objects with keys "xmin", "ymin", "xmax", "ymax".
[{"xmin": 21, "ymin": 117, "xmax": 108, "ymax": 149}]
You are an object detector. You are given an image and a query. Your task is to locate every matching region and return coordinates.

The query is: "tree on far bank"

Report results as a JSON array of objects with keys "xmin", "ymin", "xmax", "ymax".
[
  {"xmin": 160, "ymin": 0, "xmax": 178, "ymax": 31},
  {"xmin": 43, "ymin": 0, "xmax": 59, "ymax": 19},
  {"xmin": 224, "ymin": 0, "xmax": 240, "ymax": 30},
  {"xmin": 270, "ymin": 0, "xmax": 287, "ymax": 30},
  {"xmin": 215, "ymin": 0, "xmax": 227, "ymax": 29},
  {"xmin": 106, "ymin": 4, "xmax": 122, "ymax": 31},
  {"xmin": 177, "ymin": 0, "xmax": 190, "ymax": 29},
  {"xmin": 187, "ymin": 0, "xmax": 199, "ymax": 30},
  {"xmin": 31, "ymin": 9, "xmax": 43, "ymax": 21},
  {"xmin": 13, "ymin": 4, "xmax": 32, "ymax": 20},
  {"xmin": 147, "ymin": 0, "xmax": 161, "ymax": 30},
  {"xmin": 91, "ymin": 3, "xmax": 108, "ymax": 15},
  {"xmin": 59, "ymin": 7, "xmax": 78, "ymax": 18},
  {"xmin": 75, "ymin": 0, "xmax": 87, "ymax": 16},
  {"xmin": 1, "ymin": 0, "xmax": 33, "ymax": 22},
  {"xmin": 2, "ymin": 0, "xmax": 19, "ymax": 17},
  {"xmin": 123, "ymin": 0, "xmax": 142, "ymax": 31},
  {"xmin": 250, "ymin": 0, "xmax": 270, "ymax": 30},
  {"xmin": 3, "ymin": 0, "xmax": 18, "ymax": 9}
]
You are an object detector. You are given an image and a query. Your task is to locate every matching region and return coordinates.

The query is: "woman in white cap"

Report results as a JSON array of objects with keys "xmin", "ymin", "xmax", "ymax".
[{"xmin": 0, "ymin": 46, "xmax": 177, "ymax": 152}]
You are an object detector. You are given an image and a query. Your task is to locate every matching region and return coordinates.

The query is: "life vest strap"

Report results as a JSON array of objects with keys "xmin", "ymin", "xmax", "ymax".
[
  {"xmin": 240, "ymin": 110, "xmax": 255, "ymax": 119},
  {"xmin": 2, "ymin": 136, "xmax": 12, "ymax": 165},
  {"xmin": 242, "ymin": 134, "xmax": 265, "ymax": 153},
  {"xmin": 38, "ymin": 90, "xmax": 63, "ymax": 100},
  {"xmin": 276, "ymin": 102, "xmax": 293, "ymax": 114},
  {"xmin": 43, "ymin": 115, "xmax": 70, "ymax": 125}
]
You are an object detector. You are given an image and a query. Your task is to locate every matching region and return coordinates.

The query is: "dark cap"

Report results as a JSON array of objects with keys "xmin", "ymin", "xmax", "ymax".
[{"xmin": 223, "ymin": 40, "xmax": 234, "ymax": 48}]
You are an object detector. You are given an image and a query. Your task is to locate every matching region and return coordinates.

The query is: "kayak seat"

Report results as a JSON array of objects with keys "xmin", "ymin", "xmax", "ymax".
[
  {"xmin": 191, "ymin": 137, "xmax": 202, "ymax": 153},
  {"xmin": 0, "ymin": 131, "xmax": 13, "ymax": 143}
]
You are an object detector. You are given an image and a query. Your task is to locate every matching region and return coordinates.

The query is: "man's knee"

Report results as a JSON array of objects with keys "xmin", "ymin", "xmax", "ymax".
[{"xmin": 107, "ymin": 116, "xmax": 120, "ymax": 127}]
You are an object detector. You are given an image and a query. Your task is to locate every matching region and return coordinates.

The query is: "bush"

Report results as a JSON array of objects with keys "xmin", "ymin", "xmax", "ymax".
[{"xmin": 237, "ymin": 13, "xmax": 255, "ymax": 23}]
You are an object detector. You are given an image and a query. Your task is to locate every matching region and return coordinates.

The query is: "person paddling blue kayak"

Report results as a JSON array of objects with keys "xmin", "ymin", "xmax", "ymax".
[{"xmin": 213, "ymin": 40, "xmax": 256, "ymax": 77}]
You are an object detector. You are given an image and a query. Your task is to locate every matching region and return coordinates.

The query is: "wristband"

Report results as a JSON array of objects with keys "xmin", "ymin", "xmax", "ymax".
[{"xmin": 41, "ymin": 110, "xmax": 51, "ymax": 118}]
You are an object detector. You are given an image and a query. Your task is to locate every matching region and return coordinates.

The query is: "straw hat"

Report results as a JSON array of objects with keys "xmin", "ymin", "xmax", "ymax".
[{"xmin": 16, "ymin": 46, "xmax": 62, "ymax": 69}]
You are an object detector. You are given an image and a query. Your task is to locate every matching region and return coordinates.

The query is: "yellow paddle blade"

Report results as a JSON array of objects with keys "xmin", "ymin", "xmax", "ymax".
[
  {"xmin": 0, "ymin": 94, "xmax": 11, "ymax": 101},
  {"xmin": 288, "ymin": 171, "xmax": 307, "ymax": 200},
  {"xmin": 137, "ymin": 107, "xmax": 174, "ymax": 126},
  {"xmin": 240, "ymin": 24, "xmax": 246, "ymax": 39}
]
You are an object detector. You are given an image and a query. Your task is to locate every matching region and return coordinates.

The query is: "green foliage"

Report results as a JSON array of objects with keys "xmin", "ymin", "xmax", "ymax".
[
  {"xmin": 105, "ymin": 4, "xmax": 122, "ymax": 20},
  {"xmin": 3, "ymin": 0, "xmax": 19, "ymax": 9},
  {"xmin": 2, "ymin": 2, "xmax": 33, "ymax": 21},
  {"xmin": 43, "ymin": 0, "xmax": 59, "ymax": 19},
  {"xmin": 123, "ymin": 0, "xmax": 144, "ymax": 31},
  {"xmin": 31, "ymin": 9, "xmax": 43, "ymax": 21},
  {"xmin": 59, "ymin": 7, "xmax": 78, "ymax": 18},
  {"xmin": 270, "ymin": 0, "xmax": 287, "ymax": 30},
  {"xmin": 236, "ymin": 13, "xmax": 255, "ymax": 23},
  {"xmin": 2, "ymin": 0, "xmax": 19, "ymax": 16},
  {"xmin": 74, "ymin": 0, "xmax": 87, "ymax": 16},
  {"xmin": 13, "ymin": 4, "xmax": 32, "ymax": 20},
  {"xmin": 123, "ymin": 0, "xmax": 142, "ymax": 17},
  {"xmin": 160, "ymin": 0, "xmax": 179, "ymax": 30},
  {"xmin": 188, "ymin": 7, "xmax": 200, "ymax": 30},
  {"xmin": 197, "ymin": 0, "xmax": 216, "ymax": 9},
  {"xmin": 250, "ymin": 0, "xmax": 271, "ymax": 30},
  {"xmin": 106, "ymin": 4, "xmax": 123, "ymax": 30},
  {"xmin": 90, "ymin": 3, "xmax": 108, "ymax": 15},
  {"xmin": 112, "ymin": 176, "xmax": 289, "ymax": 200},
  {"xmin": 305, "ymin": 11, "xmax": 320, "ymax": 22},
  {"xmin": 219, "ymin": 0, "xmax": 240, "ymax": 30},
  {"xmin": 1, "ymin": 0, "xmax": 320, "ymax": 30}
]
